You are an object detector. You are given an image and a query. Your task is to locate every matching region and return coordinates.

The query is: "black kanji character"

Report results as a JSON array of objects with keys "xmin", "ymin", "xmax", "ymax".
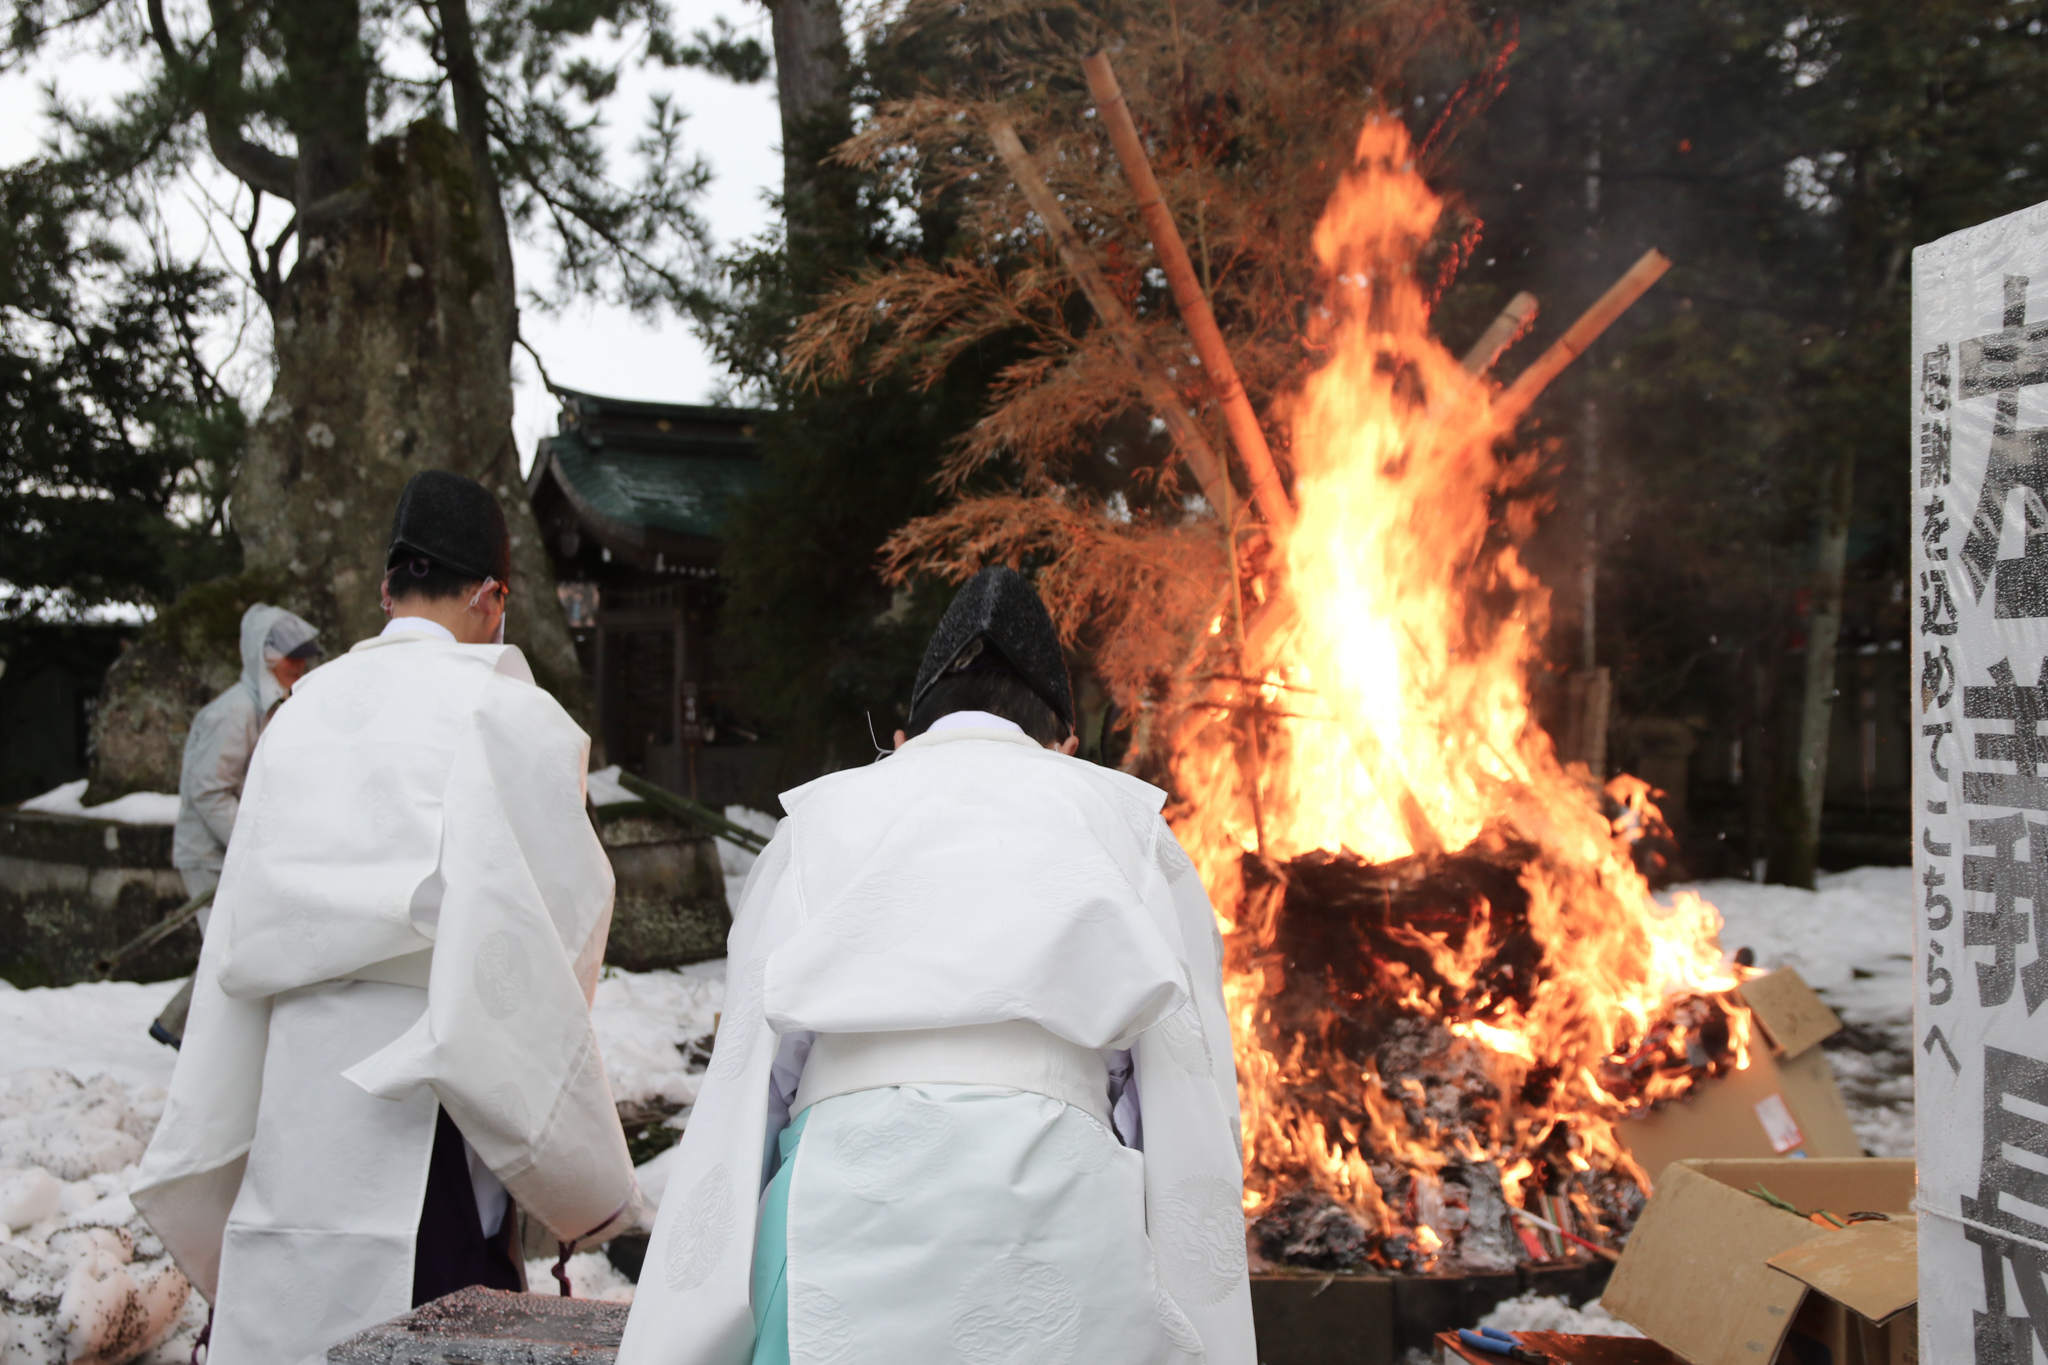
[
  {"xmin": 1963, "ymin": 813, "xmax": 2038, "ymax": 1008},
  {"xmin": 1962, "ymin": 1045, "xmax": 2048, "ymax": 1362},
  {"xmin": 1959, "ymin": 276, "xmax": 2048, "ymax": 617},
  {"xmin": 1965, "ymin": 658, "xmax": 2048, "ymax": 810},
  {"xmin": 1925, "ymin": 647, "xmax": 1959, "ymax": 712},
  {"xmin": 1923, "ymin": 568, "xmax": 1961, "ymax": 636},
  {"xmin": 1924, "ymin": 342, "xmax": 1954, "ymax": 413},
  {"xmin": 1923, "ymin": 420, "xmax": 1953, "ymax": 489}
]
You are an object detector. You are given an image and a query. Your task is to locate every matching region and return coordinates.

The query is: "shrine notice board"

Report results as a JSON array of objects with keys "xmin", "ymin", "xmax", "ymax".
[{"xmin": 1914, "ymin": 199, "xmax": 2048, "ymax": 1365}]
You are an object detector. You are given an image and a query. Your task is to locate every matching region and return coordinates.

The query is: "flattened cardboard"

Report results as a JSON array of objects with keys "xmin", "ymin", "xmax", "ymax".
[
  {"xmin": 1738, "ymin": 967, "xmax": 1843, "ymax": 1058},
  {"xmin": 1766, "ymin": 1217, "xmax": 1918, "ymax": 1326},
  {"xmin": 1618, "ymin": 1042, "xmax": 1864, "ymax": 1184},
  {"xmin": 1602, "ymin": 1160, "xmax": 1915, "ymax": 1365},
  {"xmin": 1772, "ymin": 1042, "xmax": 1863, "ymax": 1159}
]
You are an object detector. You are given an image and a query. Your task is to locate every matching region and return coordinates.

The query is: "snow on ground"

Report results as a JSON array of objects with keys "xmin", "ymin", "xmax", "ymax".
[
  {"xmin": 0, "ymin": 981, "xmax": 181, "ymax": 1093},
  {"xmin": 521, "ymin": 1252, "xmax": 637, "ymax": 1303},
  {"xmin": 16, "ymin": 781, "xmax": 178, "ymax": 825},
  {"xmin": 591, "ymin": 962, "xmax": 723, "ymax": 1112},
  {"xmin": 0, "ymin": 1068, "xmax": 207, "ymax": 1365}
]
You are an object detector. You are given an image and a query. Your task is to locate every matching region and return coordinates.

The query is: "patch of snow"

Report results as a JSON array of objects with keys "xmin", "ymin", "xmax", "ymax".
[
  {"xmin": 521, "ymin": 1250, "xmax": 635, "ymax": 1303},
  {"xmin": 591, "ymin": 963, "xmax": 723, "ymax": 1112},
  {"xmin": 586, "ymin": 764, "xmax": 634, "ymax": 808},
  {"xmin": 0, "ymin": 960, "xmax": 723, "ymax": 1348},
  {"xmin": 15, "ymin": 781, "xmax": 179, "ymax": 826},
  {"xmin": 1479, "ymin": 1290, "xmax": 1644, "ymax": 1337},
  {"xmin": 0, "ymin": 982, "xmax": 180, "ymax": 1092},
  {"xmin": 1685, "ymin": 866, "xmax": 1914, "ymax": 1029}
]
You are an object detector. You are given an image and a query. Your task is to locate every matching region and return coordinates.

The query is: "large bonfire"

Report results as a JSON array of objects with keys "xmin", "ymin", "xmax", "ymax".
[{"xmin": 1166, "ymin": 119, "xmax": 1750, "ymax": 1272}]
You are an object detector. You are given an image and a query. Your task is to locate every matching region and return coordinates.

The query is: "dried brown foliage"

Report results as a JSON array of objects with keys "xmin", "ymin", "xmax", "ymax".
[
  {"xmin": 796, "ymin": 0, "xmax": 1493, "ymax": 756},
  {"xmin": 878, "ymin": 492, "xmax": 1232, "ymax": 724}
]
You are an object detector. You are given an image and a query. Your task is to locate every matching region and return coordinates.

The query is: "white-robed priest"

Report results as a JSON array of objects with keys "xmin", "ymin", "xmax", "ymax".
[
  {"xmin": 133, "ymin": 471, "xmax": 642, "ymax": 1365},
  {"xmin": 619, "ymin": 566, "xmax": 1255, "ymax": 1365}
]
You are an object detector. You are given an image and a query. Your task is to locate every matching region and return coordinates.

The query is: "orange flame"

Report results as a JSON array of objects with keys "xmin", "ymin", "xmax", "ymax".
[{"xmin": 1168, "ymin": 118, "xmax": 1749, "ymax": 1269}]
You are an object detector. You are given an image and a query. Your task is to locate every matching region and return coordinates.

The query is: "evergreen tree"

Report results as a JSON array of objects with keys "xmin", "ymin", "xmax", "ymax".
[
  {"xmin": 0, "ymin": 0, "xmax": 765, "ymax": 788},
  {"xmin": 1446, "ymin": 0, "xmax": 2048, "ymax": 879},
  {"xmin": 0, "ymin": 161, "xmax": 242, "ymax": 621},
  {"xmin": 708, "ymin": 7, "xmax": 1021, "ymax": 775}
]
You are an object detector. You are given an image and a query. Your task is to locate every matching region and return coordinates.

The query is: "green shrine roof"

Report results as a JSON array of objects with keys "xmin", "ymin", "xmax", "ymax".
[
  {"xmin": 544, "ymin": 430, "xmax": 764, "ymax": 540},
  {"xmin": 529, "ymin": 390, "xmax": 766, "ymax": 558}
]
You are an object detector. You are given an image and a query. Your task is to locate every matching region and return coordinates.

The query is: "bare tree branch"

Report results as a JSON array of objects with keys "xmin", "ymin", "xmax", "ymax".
[{"xmin": 147, "ymin": 0, "xmax": 296, "ymax": 201}]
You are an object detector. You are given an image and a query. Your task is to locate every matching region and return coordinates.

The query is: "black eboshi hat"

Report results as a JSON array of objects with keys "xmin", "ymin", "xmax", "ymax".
[
  {"xmin": 910, "ymin": 566, "xmax": 1075, "ymax": 734},
  {"xmin": 385, "ymin": 471, "xmax": 511, "ymax": 584}
]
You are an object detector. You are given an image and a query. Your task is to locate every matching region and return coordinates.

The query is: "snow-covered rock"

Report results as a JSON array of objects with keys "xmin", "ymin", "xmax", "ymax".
[{"xmin": 14, "ymin": 783, "xmax": 178, "ymax": 826}]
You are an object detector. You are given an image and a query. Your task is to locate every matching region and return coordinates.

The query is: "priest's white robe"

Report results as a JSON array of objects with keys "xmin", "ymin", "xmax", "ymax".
[
  {"xmin": 618, "ymin": 726, "xmax": 1256, "ymax": 1365},
  {"xmin": 132, "ymin": 631, "xmax": 638, "ymax": 1365}
]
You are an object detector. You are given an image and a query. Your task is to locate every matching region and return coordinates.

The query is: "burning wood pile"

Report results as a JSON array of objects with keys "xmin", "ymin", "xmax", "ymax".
[{"xmin": 1150, "ymin": 115, "xmax": 1755, "ymax": 1274}]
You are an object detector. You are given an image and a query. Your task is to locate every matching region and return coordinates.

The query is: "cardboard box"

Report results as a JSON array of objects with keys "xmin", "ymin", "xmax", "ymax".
[
  {"xmin": 1618, "ymin": 968, "xmax": 1863, "ymax": 1182},
  {"xmin": 1603, "ymin": 1159, "xmax": 1917, "ymax": 1365}
]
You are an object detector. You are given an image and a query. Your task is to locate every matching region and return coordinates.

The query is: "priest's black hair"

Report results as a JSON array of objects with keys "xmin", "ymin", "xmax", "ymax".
[
  {"xmin": 384, "ymin": 554, "xmax": 484, "ymax": 603},
  {"xmin": 905, "ymin": 661, "xmax": 1069, "ymax": 745}
]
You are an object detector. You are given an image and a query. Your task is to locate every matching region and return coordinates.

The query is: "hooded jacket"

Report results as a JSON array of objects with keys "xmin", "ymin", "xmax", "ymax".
[{"xmin": 172, "ymin": 605, "xmax": 318, "ymax": 874}]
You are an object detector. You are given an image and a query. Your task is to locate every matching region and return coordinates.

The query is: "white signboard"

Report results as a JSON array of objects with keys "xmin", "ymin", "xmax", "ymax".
[{"xmin": 1914, "ymin": 201, "xmax": 2048, "ymax": 1364}]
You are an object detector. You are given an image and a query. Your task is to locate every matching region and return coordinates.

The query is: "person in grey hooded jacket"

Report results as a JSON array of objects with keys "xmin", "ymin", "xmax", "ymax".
[{"xmin": 151, "ymin": 603, "xmax": 322, "ymax": 1046}]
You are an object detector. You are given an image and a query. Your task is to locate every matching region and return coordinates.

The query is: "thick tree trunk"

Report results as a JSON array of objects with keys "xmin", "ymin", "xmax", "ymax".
[
  {"xmin": 1786, "ymin": 446, "xmax": 1856, "ymax": 887},
  {"xmin": 232, "ymin": 120, "xmax": 589, "ymax": 722},
  {"xmin": 766, "ymin": 0, "xmax": 850, "ymax": 236}
]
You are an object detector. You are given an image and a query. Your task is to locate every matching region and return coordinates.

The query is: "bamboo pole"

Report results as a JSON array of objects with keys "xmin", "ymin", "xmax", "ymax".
[
  {"xmin": 97, "ymin": 887, "xmax": 214, "ymax": 978},
  {"xmin": 617, "ymin": 770, "xmax": 769, "ymax": 853},
  {"xmin": 985, "ymin": 117, "xmax": 1239, "ymax": 523},
  {"xmin": 1460, "ymin": 291, "xmax": 1539, "ymax": 375},
  {"xmin": 1492, "ymin": 250, "xmax": 1671, "ymax": 425},
  {"xmin": 1082, "ymin": 52, "xmax": 1295, "ymax": 533}
]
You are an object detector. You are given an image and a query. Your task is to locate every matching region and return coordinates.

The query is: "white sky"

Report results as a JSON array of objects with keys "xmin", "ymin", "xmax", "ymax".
[{"xmin": 0, "ymin": 2, "xmax": 784, "ymax": 474}]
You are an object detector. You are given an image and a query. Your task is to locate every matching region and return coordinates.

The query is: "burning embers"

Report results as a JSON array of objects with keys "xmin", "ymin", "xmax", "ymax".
[
  {"xmin": 1228, "ymin": 837, "xmax": 1750, "ymax": 1273},
  {"xmin": 1160, "ymin": 119, "xmax": 1751, "ymax": 1271}
]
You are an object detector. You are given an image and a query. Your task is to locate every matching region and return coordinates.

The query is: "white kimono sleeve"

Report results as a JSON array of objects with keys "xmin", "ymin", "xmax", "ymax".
[{"xmin": 346, "ymin": 672, "xmax": 636, "ymax": 1242}]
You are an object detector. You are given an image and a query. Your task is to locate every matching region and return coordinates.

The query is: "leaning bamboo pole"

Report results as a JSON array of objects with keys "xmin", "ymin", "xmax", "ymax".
[
  {"xmin": 1491, "ymin": 250, "xmax": 1671, "ymax": 425},
  {"xmin": 985, "ymin": 116, "xmax": 1239, "ymax": 524},
  {"xmin": 1460, "ymin": 291, "xmax": 1540, "ymax": 375},
  {"xmin": 1082, "ymin": 52, "xmax": 1295, "ymax": 533}
]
